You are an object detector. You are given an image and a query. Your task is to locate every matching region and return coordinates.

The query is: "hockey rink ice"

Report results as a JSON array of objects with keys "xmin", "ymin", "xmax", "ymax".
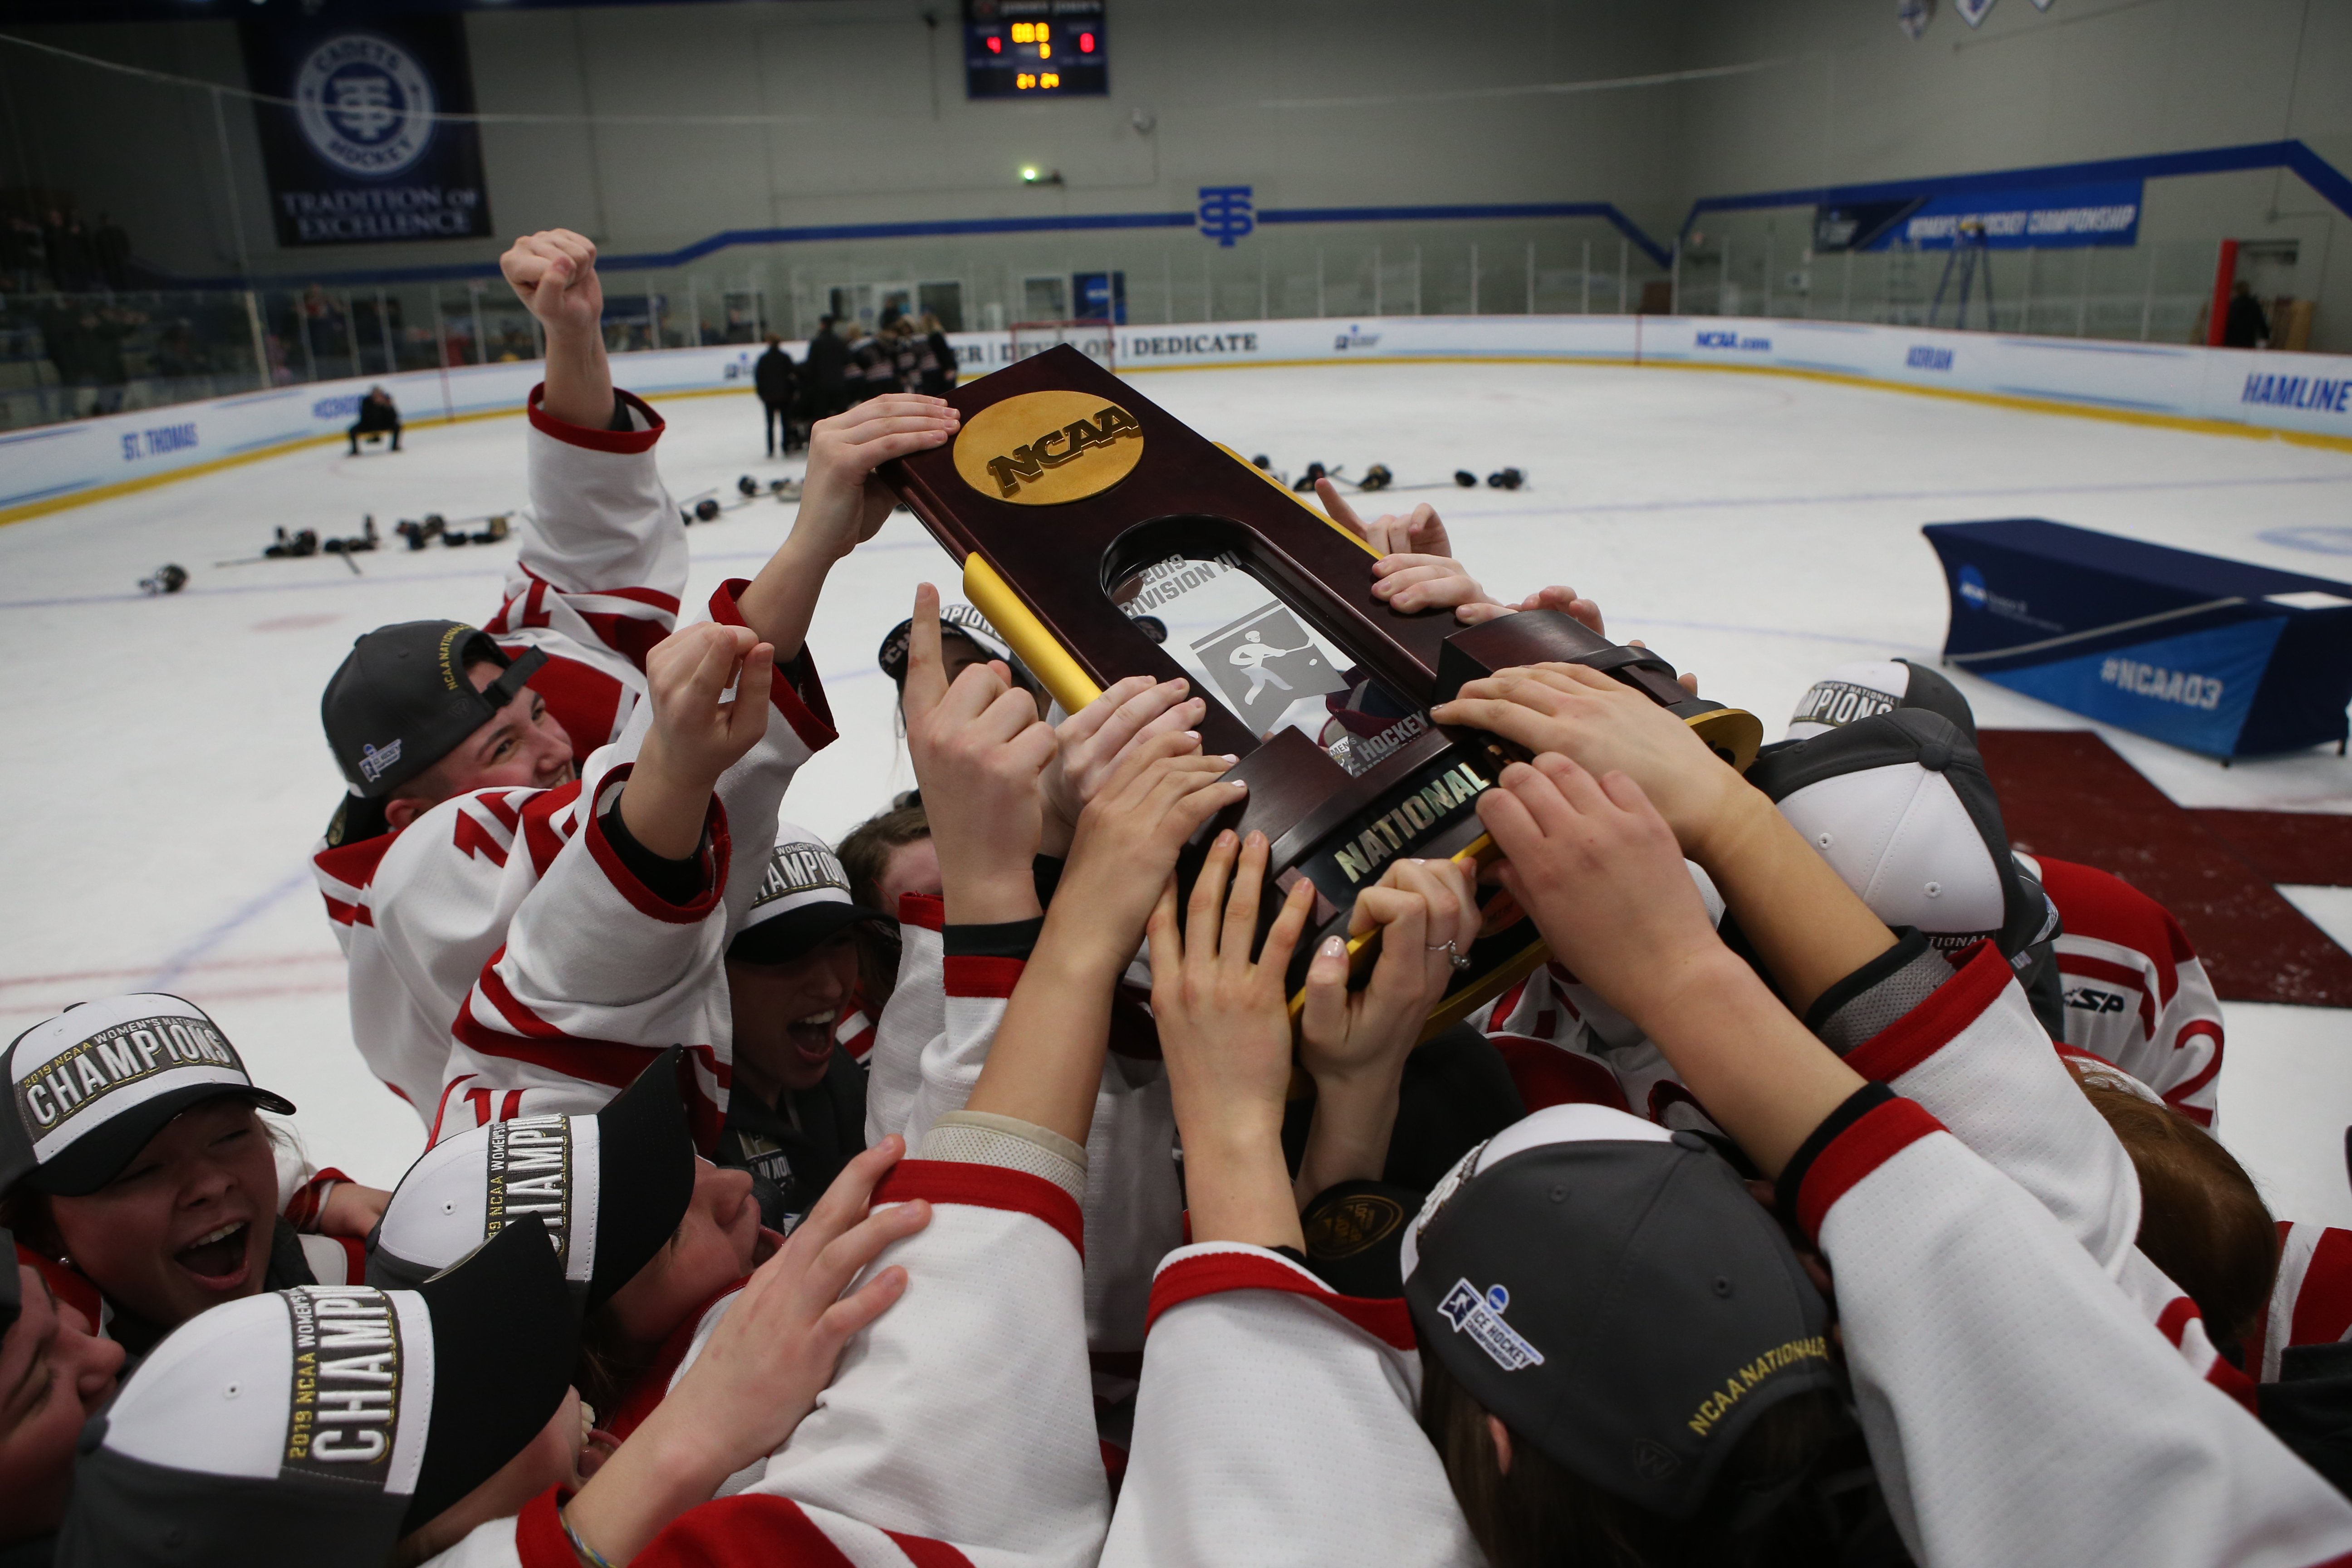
[{"xmin": 4, "ymin": 358, "xmax": 2350, "ymax": 1220}]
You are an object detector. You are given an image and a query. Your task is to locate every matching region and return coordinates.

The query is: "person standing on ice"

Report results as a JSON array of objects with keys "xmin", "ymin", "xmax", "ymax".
[{"xmin": 309, "ymin": 226, "xmax": 960, "ymax": 1129}]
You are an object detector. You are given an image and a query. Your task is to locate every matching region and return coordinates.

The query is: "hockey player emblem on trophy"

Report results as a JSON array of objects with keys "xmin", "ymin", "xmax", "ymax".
[{"xmin": 886, "ymin": 345, "xmax": 1761, "ymax": 1034}]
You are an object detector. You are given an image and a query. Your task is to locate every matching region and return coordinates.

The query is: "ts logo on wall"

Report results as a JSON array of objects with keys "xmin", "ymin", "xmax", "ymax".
[
  {"xmin": 294, "ymin": 34, "xmax": 437, "ymax": 177},
  {"xmin": 1198, "ymin": 186, "xmax": 1254, "ymax": 247}
]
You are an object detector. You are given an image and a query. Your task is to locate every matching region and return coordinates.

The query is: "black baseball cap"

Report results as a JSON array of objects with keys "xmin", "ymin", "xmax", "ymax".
[
  {"xmin": 321, "ymin": 621, "xmax": 549, "ymax": 799},
  {"xmin": 58, "ymin": 1219, "xmax": 578, "ymax": 1566},
  {"xmin": 726, "ymin": 828, "xmax": 886, "ymax": 967},
  {"xmin": 2, "ymin": 995, "xmax": 296, "ymax": 1197},
  {"xmin": 876, "ymin": 603, "xmax": 1038, "ymax": 694},
  {"xmin": 369, "ymin": 1048, "xmax": 698, "ymax": 1309},
  {"xmin": 1402, "ymin": 1105, "xmax": 1836, "ymax": 1521}
]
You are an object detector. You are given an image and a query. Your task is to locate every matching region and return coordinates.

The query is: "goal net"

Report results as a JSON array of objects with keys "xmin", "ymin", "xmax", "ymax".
[{"xmin": 1009, "ymin": 319, "xmax": 1117, "ymax": 374}]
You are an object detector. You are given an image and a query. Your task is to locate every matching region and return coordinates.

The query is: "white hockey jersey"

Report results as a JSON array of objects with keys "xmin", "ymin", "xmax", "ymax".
[
  {"xmin": 426, "ymin": 590, "xmax": 838, "ymax": 1148},
  {"xmin": 862, "ymin": 896, "xmax": 1184, "ymax": 1359},
  {"xmin": 2020, "ymin": 852, "xmax": 2225, "ymax": 1127},
  {"xmin": 313, "ymin": 386, "xmax": 687, "ymax": 1118}
]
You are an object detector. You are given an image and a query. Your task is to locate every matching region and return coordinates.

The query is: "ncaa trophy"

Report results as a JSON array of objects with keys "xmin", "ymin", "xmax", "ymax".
[{"xmin": 883, "ymin": 345, "xmax": 1761, "ymax": 1036}]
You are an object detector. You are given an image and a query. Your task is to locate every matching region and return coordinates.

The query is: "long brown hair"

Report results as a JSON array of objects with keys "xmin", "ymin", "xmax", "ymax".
[{"xmin": 2075, "ymin": 1075, "xmax": 2277, "ymax": 1353}]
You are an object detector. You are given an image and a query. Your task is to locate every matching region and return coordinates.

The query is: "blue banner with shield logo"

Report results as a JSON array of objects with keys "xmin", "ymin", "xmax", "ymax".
[{"xmin": 239, "ymin": 16, "xmax": 493, "ymax": 248}]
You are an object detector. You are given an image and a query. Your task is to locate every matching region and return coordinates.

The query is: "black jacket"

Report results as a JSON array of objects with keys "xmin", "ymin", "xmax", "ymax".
[
  {"xmin": 755, "ymin": 345, "xmax": 799, "ymax": 403},
  {"xmin": 805, "ymin": 329, "xmax": 850, "ymax": 391},
  {"xmin": 714, "ymin": 1049, "xmax": 867, "ymax": 1232}
]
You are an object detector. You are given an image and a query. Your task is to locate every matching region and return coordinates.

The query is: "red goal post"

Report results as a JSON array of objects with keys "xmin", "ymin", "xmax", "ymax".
[{"xmin": 1008, "ymin": 318, "xmax": 1117, "ymax": 374}]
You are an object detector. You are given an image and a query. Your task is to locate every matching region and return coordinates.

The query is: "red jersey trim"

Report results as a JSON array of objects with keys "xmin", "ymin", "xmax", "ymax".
[
  {"xmin": 634, "ymin": 1493, "xmax": 976, "ymax": 1568},
  {"xmin": 513, "ymin": 1486, "xmax": 575, "ymax": 1568},
  {"xmin": 943, "ymin": 954, "xmax": 1024, "ymax": 1000},
  {"xmin": 1146, "ymin": 1246, "xmax": 1417, "ymax": 1351},
  {"xmin": 1489, "ymin": 1033, "xmax": 1629, "ymax": 1115},
  {"xmin": 874, "ymin": 1159, "xmax": 1084, "ymax": 1259},
  {"xmin": 607, "ymin": 1282, "xmax": 745, "ymax": 1443},
  {"xmin": 1796, "ymin": 1097, "xmax": 1945, "ymax": 1245},
  {"xmin": 582, "ymin": 764, "xmax": 729, "ymax": 925},
  {"xmin": 16, "ymin": 1245, "xmax": 102, "ymax": 1328},
  {"xmin": 313, "ymin": 831, "xmax": 397, "ymax": 896},
  {"xmin": 708, "ymin": 579, "xmax": 840, "ymax": 754},
  {"xmin": 1843, "ymin": 941, "xmax": 2011, "ymax": 1085},
  {"xmin": 526, "ymin": 383, "xmax": 663, "ymax": 454},
  {"xmin": 899, "ymin": 892, "xmax": 945, "ymax": 933}
]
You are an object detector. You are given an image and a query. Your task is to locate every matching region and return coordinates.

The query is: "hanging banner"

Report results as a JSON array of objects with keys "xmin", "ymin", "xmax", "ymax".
[
  {"xmin": 239, "ymin": 16, "xmax": 493, "ymax": 248},
  {"xmin": 1865, "ymin": 179, "xmax": 2141, "ymax": 250}
]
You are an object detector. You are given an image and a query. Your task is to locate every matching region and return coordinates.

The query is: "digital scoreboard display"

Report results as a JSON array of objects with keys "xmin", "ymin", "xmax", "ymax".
[{"xmin": 964, "ymin": 0, "xmax": 1107, "ymax": 99}]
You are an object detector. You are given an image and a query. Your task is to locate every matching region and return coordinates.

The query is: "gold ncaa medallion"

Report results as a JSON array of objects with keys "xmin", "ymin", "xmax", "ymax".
[{"xmin": 953, "ymin": 389, "xmax": 1145, "ymax": 506}]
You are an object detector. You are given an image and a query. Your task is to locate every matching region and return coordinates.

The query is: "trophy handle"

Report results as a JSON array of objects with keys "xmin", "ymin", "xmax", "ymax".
[
  {"xmin": 963, "ymin": 552, "xmax": 1104, "ymax": 712},
  {"xmin": 1685, "ymin": 706, "xmax": 1764, "ymax": 773}
]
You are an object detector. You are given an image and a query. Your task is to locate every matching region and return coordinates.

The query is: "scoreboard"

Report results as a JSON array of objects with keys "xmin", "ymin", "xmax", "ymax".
[{"xmin": 964, "ymin": 0, "xmax": 1107, "ymax": 99}]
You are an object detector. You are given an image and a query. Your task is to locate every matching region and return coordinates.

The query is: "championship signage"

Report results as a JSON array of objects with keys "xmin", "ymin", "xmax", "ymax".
[
  {"xmin": 239, "ymin": 16, "xmax": 493, "ymax": 248},
  {"xmin": 888, "ymin": 346, "xmax": 1761, "ymax": 1034}
]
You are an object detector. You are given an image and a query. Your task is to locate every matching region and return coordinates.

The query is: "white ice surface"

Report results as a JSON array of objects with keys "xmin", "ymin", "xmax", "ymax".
[{"xmin": 2, "ymin": 363, "xmax": 2348, "ymax": 1220}]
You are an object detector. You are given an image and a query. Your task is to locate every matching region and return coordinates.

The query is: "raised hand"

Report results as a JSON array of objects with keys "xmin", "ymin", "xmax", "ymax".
[
  {"xmin": 1055, "ymin": 734, "xmax": 1249, "ymax": 967},
  {"xmin": 622, "ymin": 622, "xmax": 777, "ymax": 861},
  {"xmin": 901, "ymin": 584, "xmax": 1057, "ymax": 924},
  {"xmin": 1316, "ymin": 476, "xmax": 1454, "ymax": 558},
  {"xmin": 500, "ymin": 228, "xmax": 603, "ymax": 338},
  {"xmin": 1148, "ymin": 829, "xmax": 1317, "ymax": 1249},
  {"xmin": 1368, "ymin": 552, "xmax": 1499, "ymax": 617},
  {"xmin": 1452, "ymin": 583, "xmax": 1610, "ymax": 635},
  {"xmin": 1039, "ymin": 675, "xmax": 1205, "ymax": 856},
  {"xmin": 1433, "ymin": 662, "xmax": 1741, "ymax": 860},
  {"xmin": 1475, "ymin": 754, "xmax": 1722, "ymax": 1029},
  {"xmin": 794, "ymin": 394, "xmax": 960, "ymax": 564},
  {"xmin": 559, "ymin": 1137, "xmax": 931, "ymax": 1566},
  {"xmin": 1293, "ymin": 855, "xmax": 1475, "ymax": 1201}
]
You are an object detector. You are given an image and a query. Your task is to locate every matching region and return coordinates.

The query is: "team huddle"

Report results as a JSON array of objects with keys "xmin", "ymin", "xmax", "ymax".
[{"xmin": 7, "ymin": 230, "xmax": 2352, "ymax": 1568}]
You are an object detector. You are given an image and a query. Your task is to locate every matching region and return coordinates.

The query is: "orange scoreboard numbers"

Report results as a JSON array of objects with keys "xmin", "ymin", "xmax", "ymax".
[{"xmin": 965, "ymin": 0, "xmax": 1107, "ymax": 98}]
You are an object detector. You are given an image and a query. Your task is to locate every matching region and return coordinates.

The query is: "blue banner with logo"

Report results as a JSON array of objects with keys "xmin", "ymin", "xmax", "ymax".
[
  {"xmin": 1864, "ymin": 180, "xmax": 2141, "ymax": 251},
  {"xmin": 1925, "ymin": 519, "xmax": 2352, "ymax": 758},
  {"xmin": 240, "ymin": 16, "xmax": 493, "ymax": 248}
]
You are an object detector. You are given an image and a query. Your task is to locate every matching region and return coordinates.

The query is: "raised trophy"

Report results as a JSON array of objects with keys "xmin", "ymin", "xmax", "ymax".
[{"xmin": 884, "ymin": 345, "xmax": 1760, "ymax": 1035}]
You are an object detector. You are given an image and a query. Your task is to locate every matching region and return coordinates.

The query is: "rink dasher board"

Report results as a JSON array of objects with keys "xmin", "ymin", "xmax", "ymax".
[{"xmin": 5, "ymin": 318, "xmax": 2348, "ymax": 526}]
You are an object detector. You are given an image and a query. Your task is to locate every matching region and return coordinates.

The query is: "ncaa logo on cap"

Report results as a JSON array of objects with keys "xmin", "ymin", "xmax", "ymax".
[{"xmin": 295, "ymin": 34, "xmax": 437, "ymax": 177}]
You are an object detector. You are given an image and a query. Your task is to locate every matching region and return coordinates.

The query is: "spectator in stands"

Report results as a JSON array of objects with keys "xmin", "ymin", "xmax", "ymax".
[
  {"xmin": 91, "ymin": 214, "xmax": 129, "ymax": 293},
  {"xmin": 920, "ymin": 312, "xmax": 958, "ymax": 393},
  {"xmin": 152, "ymin": 318, "xmax": 208, "ymax": 380},
  {"xmin": 804, "ymin": 314, "xmax": 850, "ymax": 418},
  {"xmin": 40, "ymin": 210, "xmax": 91, "ymax": 294},
  {"xmin": 347, "ymin": 384, "xmax": 402, "ymax": 455},
  {"xmin": 755, "ymin": 333, "xmax": 800, "ymax": 457},
  {"xmin": 2225, "ymin": 280, "xmax": 2270, "ymax": 349},
  {"xmin": 847, "ymin": 321, "xmax": 895, "ymax": 402},
  {"xmin": 38, "ymin": 300, "xmax": 139, "ymax": 415}
]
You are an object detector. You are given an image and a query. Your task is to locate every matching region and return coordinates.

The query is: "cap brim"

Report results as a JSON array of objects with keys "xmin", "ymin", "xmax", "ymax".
[
  {"xmin": 588, "ymin": 1048, "xmax": 699, "ymax": 1307},
  {"xmin": 726, "ymin": 901, "xmax": 886, "ymax": 966},
  {"xmin": 32, "ymin": 1083, "xmax": 297, "ymax": 1197}
]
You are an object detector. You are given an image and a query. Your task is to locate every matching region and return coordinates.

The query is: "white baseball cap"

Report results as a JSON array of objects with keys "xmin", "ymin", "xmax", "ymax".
[
  {"xmin": 725, "ymin": 823, "xmax": 886, "ymax": 966},
  {"xmin": 1744, "ymin": 709, "xmax": 2043, "ymax": 959},
  {"xmin": 369, "ymin": 1048, "xmax": 696, "ymax": 1308},
  {"xmin": 1782, "ymin": 658, "xmax": 1975, "ymax": 743},
  {"xmin": 57, "ymin": 1220, "xmax": 575, "ymax": 1566},
  {"xmin": 2, "ymin": 995, "xmax": 295, "ymax": 1196}
]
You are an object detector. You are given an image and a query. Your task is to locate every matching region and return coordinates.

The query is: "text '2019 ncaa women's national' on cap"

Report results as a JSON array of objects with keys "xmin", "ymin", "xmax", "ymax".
[
  {"xmin": 1, "ymin": 994, "xmax": 296, "ymax": 1196},
  {"xmin": 57, "ymin": 1221, "xmax": 577, "ymax": 1568}
]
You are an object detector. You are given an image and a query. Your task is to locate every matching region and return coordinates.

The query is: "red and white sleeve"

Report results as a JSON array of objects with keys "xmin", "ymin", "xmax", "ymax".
[
  {"xmin": 1784, "ymin": 1089, "xmax": 2352, "ymax": 1568},
  {"xmin": 637, "ymin": 1117, "xmax": 1110, "ymax": 1568},
  {"xmin": 863, "ymin": 894, "xmax": 946, "ymax": 1147},
  {"xmin": 436, "ymin": 762, "xmax": 733, "ymax": 1149},
  {"xmin": 1102, "ymin": 1245, "xmax": 1482, "ymax": 1568}
]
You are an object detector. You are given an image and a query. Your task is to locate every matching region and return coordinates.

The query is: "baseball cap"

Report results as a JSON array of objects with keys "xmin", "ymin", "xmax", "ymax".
[
  {"xmin": 1781, "ymin": 658, "xmax": 1975, "ymax": 743},
  {"xmin": 725, "ymin": 827, "xmax": 886, "ymax": 967},
  {"xmin": 1743, "ymin": 709, "xmax": 2044, "ymax": 961},
  {"xmin": 1402, "ymin": 1104, "xmax": 1835, "ymax": 1521},
  {"xmin": 369, "ymin": 1048, "xmax": 697, "ymax": 1308},
  {"xmin": 2, "ymin": 995, "xmax": 296, "ymax": 1197},
  {"xmin": 876, "ymin": 603, "xmax": 1031, "ymax": 690},
  {"xmin": 320, "ymin": 621, "xmax": 550, "ymax": 799},
  {"xmin": 57, "ymin": 1219, "xmax": 576, "ymax": 1567}
]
